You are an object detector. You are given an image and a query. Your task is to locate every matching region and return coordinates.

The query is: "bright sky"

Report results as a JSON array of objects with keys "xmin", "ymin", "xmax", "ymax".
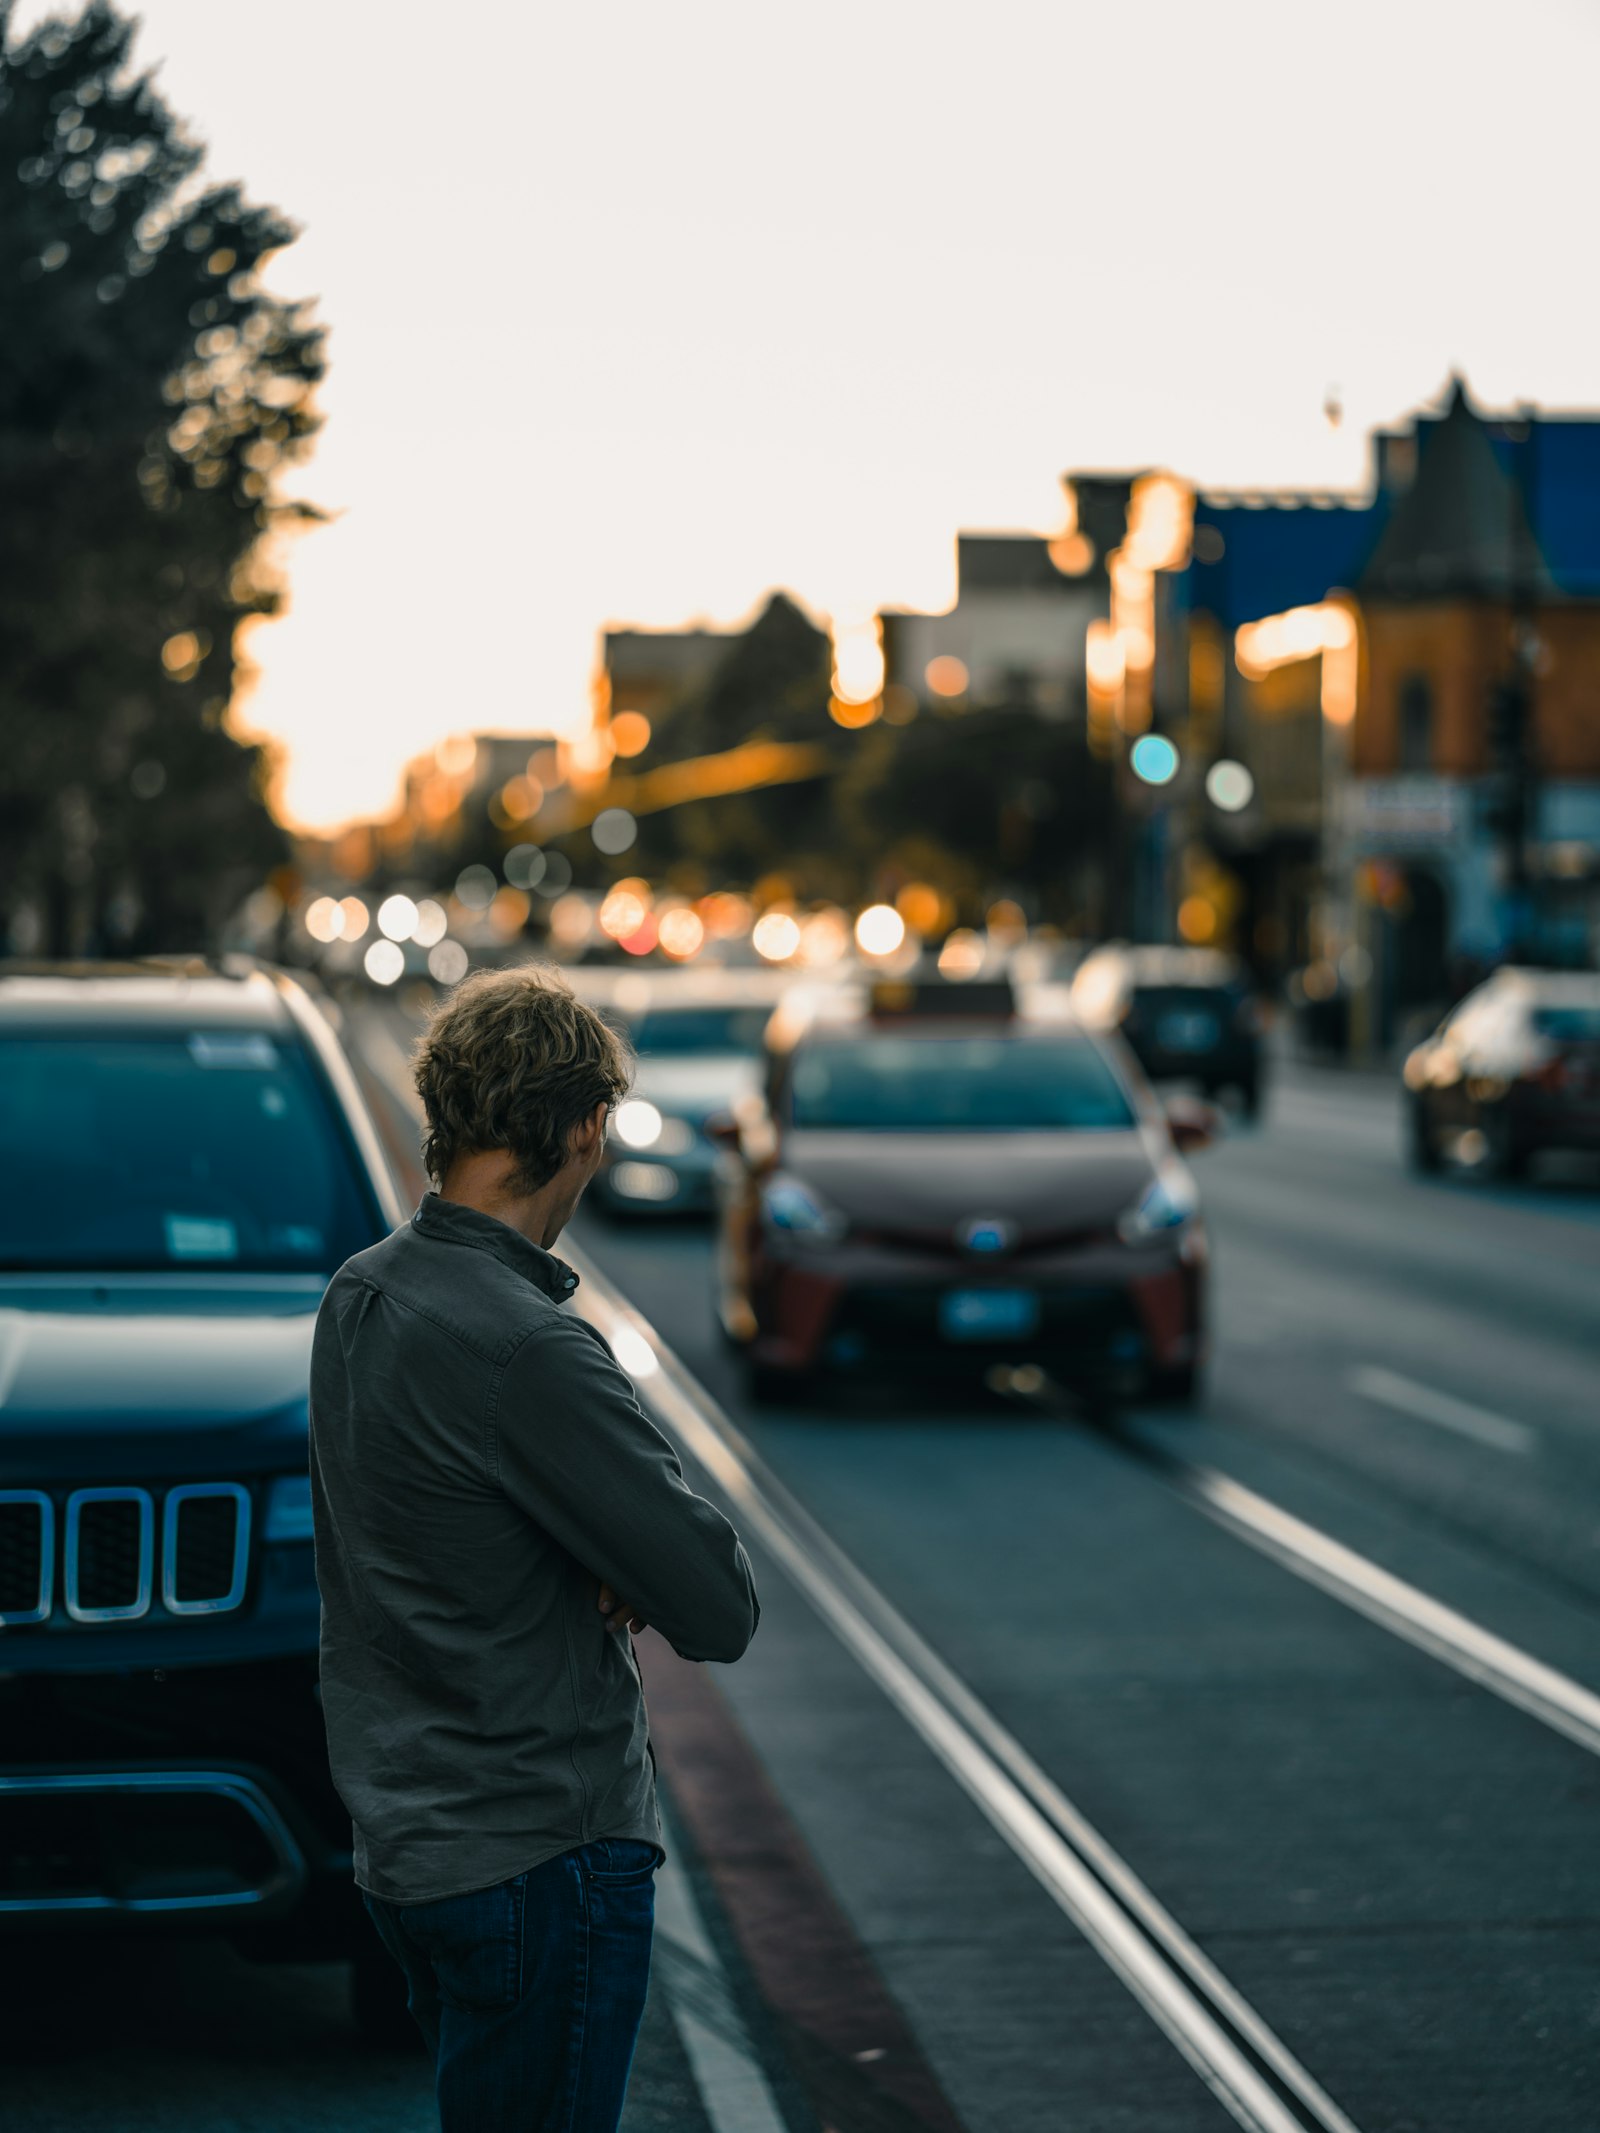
[{"xmin": 20, "ymin": 0, "xmax": 1600, "ymax": 829}]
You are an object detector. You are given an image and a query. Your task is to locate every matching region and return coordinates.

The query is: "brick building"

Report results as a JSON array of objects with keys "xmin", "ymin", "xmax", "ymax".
[{"xmin": 1181, "ymin": 379, "xmax": 1600, "ymax": 1042}]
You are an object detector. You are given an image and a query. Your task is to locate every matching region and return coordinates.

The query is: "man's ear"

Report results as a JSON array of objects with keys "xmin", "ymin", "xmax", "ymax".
[{"xmin": 570, "ymin": 1101, "xmax": 609, "ymax": 1163}]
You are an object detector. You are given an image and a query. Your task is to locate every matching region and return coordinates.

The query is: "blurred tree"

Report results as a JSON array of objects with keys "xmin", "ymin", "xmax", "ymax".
[
  {"xmin": 664, "ymin": 591, "xmax": 832, "ymax": 757},
  {"xmin": 601, "ymin": 592, "xmax": 1109, "ymax": 920},
  {"xmin": 835, "ymin": 698, "xmax": 1110, "ymax": 925},
  {"xmin": 606, "ymin": 593, "xmax": 851, "ymax": 893},
  {"xmin": 0, "ymin": 2, "xmax": 322, "ymax": 954}
]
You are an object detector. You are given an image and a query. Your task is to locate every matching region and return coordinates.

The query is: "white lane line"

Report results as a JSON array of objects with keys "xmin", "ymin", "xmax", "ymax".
[
  {"xmin": 358, "ymin": 1021, "xmax": 1359, "ymax": 2133},
  {"xmin": 1347, "ymin": 1366, "xmax": 1536, "ymax": 1456},
  {"xmin": 1163, "ymin": 1461, "xmax": 1600, "ymax": 1760},
  {"xmin": 572, "ymin": 1265, "xmax": 1361, "ymax": 2133},
  {"xmin": 654, "ymin": 1814, "xmax": 790, "ymax": 2133}
]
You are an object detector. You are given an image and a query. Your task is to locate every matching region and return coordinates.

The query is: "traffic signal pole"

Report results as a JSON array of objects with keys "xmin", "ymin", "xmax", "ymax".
[{"xmin": 1493, "ymin": 414, "xmax": 1542, "ymax": 957}]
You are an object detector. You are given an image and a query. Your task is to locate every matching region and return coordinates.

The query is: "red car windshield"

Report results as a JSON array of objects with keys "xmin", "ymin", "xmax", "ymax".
[{"xmin": 787, "ymin": 1035, "xmax": 1136, "ymax": 1132}]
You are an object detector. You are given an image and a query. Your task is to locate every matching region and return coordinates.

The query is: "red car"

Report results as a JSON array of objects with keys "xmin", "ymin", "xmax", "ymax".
[{"xmin": 712, "ymin": 978, "xmax": 1213, "ymax": 1404}]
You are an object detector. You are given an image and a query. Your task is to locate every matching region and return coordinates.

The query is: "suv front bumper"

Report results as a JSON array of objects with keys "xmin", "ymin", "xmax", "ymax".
[{"xmin": 0, "ymin": 1656, "xmax": 357, "ymax": 1949}]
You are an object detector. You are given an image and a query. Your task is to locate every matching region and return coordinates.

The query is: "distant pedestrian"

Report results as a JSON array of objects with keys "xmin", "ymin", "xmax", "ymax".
[{"xmin": 310, "ymin": 967, "xmax": 759, "ymax": 2133}]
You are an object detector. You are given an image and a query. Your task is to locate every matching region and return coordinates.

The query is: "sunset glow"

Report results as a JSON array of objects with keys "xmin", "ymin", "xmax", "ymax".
[{"xmin": 16, "ymin": 0, "xmax": 1598, "ymax": 831}]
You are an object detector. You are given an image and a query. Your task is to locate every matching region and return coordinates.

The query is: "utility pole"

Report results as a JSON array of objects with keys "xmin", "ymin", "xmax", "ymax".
[{"xmin": 1490, "ymin": 410, "xmax": 1542, "ymax": 958}]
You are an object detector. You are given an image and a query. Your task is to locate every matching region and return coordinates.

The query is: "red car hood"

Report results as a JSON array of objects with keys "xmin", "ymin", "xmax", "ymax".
[{"xmin": 781, "ymin": 1129, "xmax": 1162, "ymax": 1244}]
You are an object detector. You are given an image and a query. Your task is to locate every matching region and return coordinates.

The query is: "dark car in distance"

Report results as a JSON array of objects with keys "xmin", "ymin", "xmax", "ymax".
[
  {"xmin": 0, "ymin": 960, "xmax": 408, "ymax": 2038},
  {"xmin": 713, "ymin": 977, "xmax": 1214, "ymax": 1405},
  {"xmin": 585, "ymin": 976, "xmax": 782, "ymax": 1217},
  {"xmin": 1402, "ymin": 967, "xmax": 1600, "ymax": 1177},
  {"xmin": 1071, "ymin": 945, "xmax": 1266, "ymax": 1117}
]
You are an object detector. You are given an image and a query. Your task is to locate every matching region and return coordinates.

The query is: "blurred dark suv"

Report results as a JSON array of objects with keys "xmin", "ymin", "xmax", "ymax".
[
  {"xmin": 1071, "ymin": 945, "xmax": 1266, "ymax": 1117},
  {"xmin": 1402, "ymin": 967, "xmax": 1600, "ymax": 1177},
  {"xmin": 0, "ymin": 960, "xmax": 408, "ymax": 2037}
]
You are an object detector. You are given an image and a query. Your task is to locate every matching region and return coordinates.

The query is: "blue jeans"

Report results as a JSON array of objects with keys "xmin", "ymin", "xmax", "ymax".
[{"xmin": 364, "ymin": 1838, "xmax": 660, "ymax": 2133}]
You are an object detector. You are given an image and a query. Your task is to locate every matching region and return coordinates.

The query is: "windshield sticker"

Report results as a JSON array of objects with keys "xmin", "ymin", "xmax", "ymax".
[
  {"xmin": 164, "ymin": 1214, "xmax": 240, "ymax": 1260},
  {"xmin": 188, "ymin": 1033, "xmax": 279, "ymax": 1070}
]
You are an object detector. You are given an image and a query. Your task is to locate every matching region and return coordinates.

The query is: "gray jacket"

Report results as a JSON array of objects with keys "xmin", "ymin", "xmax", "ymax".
[{"xmin": 308, "ymin": 1192, "xmax": 758, "ymax": 1905}]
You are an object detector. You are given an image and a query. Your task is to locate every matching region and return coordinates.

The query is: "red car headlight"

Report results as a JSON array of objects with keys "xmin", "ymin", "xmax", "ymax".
[
  {"xmin": 760, "ymin": 1173, "xmax": 850, "ymax": 1244},
  {"xmin": 1117, "ymin": 1161, "xmax": 1198, "ymax": 1243}
]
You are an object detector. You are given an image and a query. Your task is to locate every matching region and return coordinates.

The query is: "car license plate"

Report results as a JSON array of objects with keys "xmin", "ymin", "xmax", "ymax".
[
  {"xmin": 1158, "ymin": 1011, "xmax": 1218, "ymax": 1053},
  {"xmin": 939, "ymin": 1289, "xmax": 1039, "ymax": 1342}
]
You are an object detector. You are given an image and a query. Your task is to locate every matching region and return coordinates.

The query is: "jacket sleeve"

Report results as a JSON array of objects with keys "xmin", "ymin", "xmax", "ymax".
[{"xmin": 492, "ymin": 1315, "xmax": 759, "ymax": 1663}]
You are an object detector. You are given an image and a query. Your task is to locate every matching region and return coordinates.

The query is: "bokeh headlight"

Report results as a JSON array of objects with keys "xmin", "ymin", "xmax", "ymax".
[
  {"xmin": 363, "ymin": 939, "xmax": 405, "ymax": 986},
  {"xmin": 613, "ymin": 1099, "xmax": 663, "ymax": 1150},
  {"xmin": 412, "ymin": 898, "xmax": 449, "ymax": 948},
  {"xmin": 378, "ymin": 894, "xmax": 420, "ymax": 942}
]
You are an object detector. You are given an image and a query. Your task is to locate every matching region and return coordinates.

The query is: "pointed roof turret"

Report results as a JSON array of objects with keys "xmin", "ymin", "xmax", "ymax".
[{"xmin": 1359, "ymin": 376, "xmax": 1553, "ymax": 601}]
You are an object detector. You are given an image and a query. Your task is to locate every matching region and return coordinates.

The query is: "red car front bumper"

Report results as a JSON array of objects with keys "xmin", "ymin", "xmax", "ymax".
[{"xmin": 746, "ymin": 1228, "xmax": 1207, "ymax": 1383}]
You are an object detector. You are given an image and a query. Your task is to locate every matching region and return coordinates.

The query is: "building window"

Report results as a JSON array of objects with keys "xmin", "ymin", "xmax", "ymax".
[{"xmin": 1398, "ymin": 672, "xmax": 1433, "ymax": 772}]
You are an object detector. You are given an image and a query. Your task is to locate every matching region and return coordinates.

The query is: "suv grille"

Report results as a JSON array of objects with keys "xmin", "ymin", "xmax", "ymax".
[
  {"xmin": 163, "ymin": 1485, "xmax": 252, "ymax": 1614},
  {"xmin": 67, "ymin": 1491, "xmax": 152, "ymax": 1619},
  {"xmin": 0, "ymin": 1485, "xmax": 251, "ymax": 1627},
  {"xmin": 0, "ymin": 1494, "xmax": 52, "ymax": 1625}
]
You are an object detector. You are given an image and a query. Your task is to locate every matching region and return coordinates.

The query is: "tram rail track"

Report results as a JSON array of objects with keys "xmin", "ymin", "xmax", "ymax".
[
  {"xmin": 357, "ymin": 1011, "xmax": 1600, "ymax": 2133},
  {"xmin": 358, "ymin": 1015, "xmax": 1360, "ymax": 2130},
  {"xmin": 997, "ymin": 1372, "xmax": 1600, "ymax": 1766},
  {"xmin": 573, "ymin": 1253, "xmax": 1364, "ymax": 2133}
]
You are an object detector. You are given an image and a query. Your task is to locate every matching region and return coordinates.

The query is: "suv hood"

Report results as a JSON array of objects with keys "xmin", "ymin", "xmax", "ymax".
[
  {"xmin": 0, "ymin": 1279, "xmax": 318, "ymax": 1448},
  {"xmin": 784, "ymin": 1130, "xmax": 1162, "ymax": 1241}
]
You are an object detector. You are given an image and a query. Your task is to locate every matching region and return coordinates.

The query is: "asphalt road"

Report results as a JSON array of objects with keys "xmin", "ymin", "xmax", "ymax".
[
  {"xmin": 566, "ymin": 1053, "xmax": 1600, "ymax": 2133},
  {"xmin": 0, "ymin": 1918, "xmax": 723, "ymax": 2133},
  {"xmin": 12, "ymin": 1032, "xmax": 1596, "ymax": 2133}
]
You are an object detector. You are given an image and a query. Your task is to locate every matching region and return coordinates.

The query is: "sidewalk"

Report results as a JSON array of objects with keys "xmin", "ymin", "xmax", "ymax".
[{"xmin": 626, "ymin": 1641, "xmax": 967, "ymax": 2133}]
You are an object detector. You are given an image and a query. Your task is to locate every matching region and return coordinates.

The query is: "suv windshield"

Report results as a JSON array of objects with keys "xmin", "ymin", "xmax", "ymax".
[
  {"xmin": 0, "ymin": 1029, "xmax": 380, "ymax": 1272},
  {"xmin": 788, "ymin": 1035, "xmax": 1135, "ymax": 1132},
  {"xmin": 629, "ymin": 1007, "xmax": 770, "ymax": 1056}
]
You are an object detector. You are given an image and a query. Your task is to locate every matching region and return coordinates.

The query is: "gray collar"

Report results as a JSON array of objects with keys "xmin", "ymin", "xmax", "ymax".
[{"xmin": 410, "ymin": 1192, "xmax": 580, "ymax": 1302}]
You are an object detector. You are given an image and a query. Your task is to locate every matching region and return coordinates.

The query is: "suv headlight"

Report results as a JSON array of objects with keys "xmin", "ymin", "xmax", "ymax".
[
  {"xmin": 1118, "ymin": 1161, "xmax": 1198, "ymax": 1244},
  {"xmin": 761, "ymin": 1172, "xmax": 849, "ymax": 1243}
]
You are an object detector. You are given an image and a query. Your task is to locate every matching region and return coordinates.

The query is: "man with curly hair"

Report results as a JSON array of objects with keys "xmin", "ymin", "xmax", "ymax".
[{"xmin": 309, "ymin": 966, "xmax": 759, "ymax": 2132}]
